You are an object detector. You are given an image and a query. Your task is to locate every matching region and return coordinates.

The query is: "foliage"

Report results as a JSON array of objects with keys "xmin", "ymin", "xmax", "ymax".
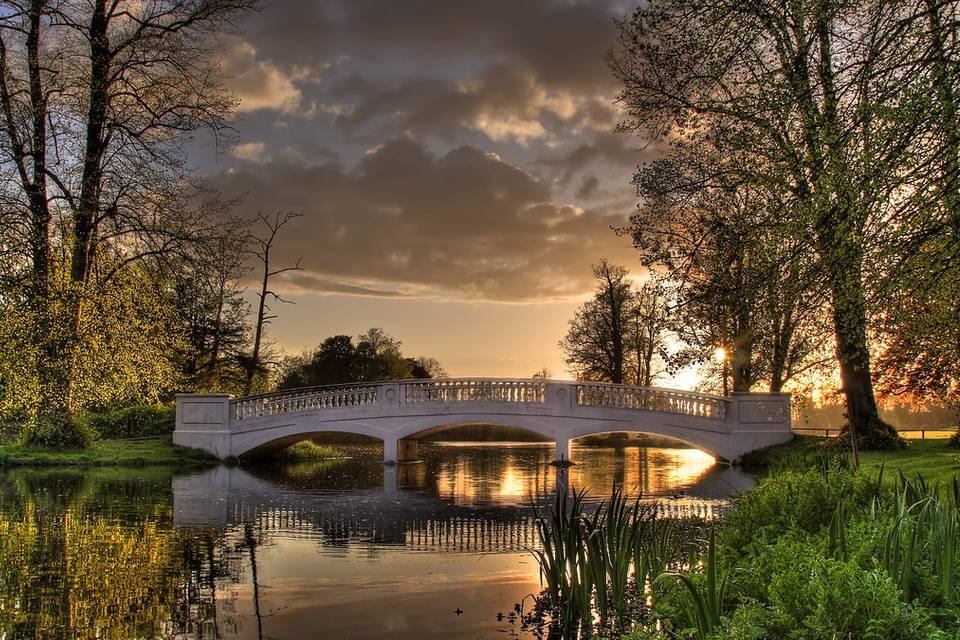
[
  {"xmin": 608, "ymin": 0, "xmax": 946, "ymax": 442},
  {"xmin": 529, "ymin": 484, "xmax": 689, "ymax": 637},
  {"xmin": 561, "ymin": 445, "xmax": 960, "ymax": 640},
  {"xmin": 80, "ymin": 405, "xmax": 175, "ymax": 440},
  {"xmin": 272, "ymin": 440, "xmax": 341, "ymax": 462},
  {"xmin": 19, "ymin": 417, "xmax": 94, "ymax": 450},
  {"xmin": 0, "ymin": 0, "xmax": 255, "ymax": 434},
  {"xmin": 277, "ymin": 328, "xmax": 445, "ymax": 389},
  {"xmin": 720, "ymin": 465, "xmax": 878, "ymax": 551},
  {"xmin": 0, "ymin": 258, "xmax": 186, "ymax": 435},
  {"xmin": 561, "ymin": 261, "xmax": 669, "ymax": 386},
  {"xmin": 658, "ymin": 526, "xmax": 729, "ymax": 637}
]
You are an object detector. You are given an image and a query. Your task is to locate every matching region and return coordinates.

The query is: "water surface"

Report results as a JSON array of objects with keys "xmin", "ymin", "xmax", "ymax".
[{"xmin": 0, "ymin": 443, "xmax": 753, "ymax": 639}]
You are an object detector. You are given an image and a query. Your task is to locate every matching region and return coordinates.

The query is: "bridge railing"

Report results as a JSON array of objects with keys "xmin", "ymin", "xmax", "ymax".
[
  {"xmin": 229, "ymin": 378, "xmax": 728, "ymax": 422},
  {"xmin": 401, "ymin": 378, "xmax": 546, "ymax": 404},
  {"xmin": 233, "ymin": 383, "xmax": 380, "ymax": 421},
  {"xmin": 575, "ymin": 382, "xmax": 726, "ymax": 420}
]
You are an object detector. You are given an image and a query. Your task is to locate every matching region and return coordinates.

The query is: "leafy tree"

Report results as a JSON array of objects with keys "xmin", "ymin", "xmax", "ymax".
[
  {"xmin": 276, "ymin": 329, "xmax": 444, "ymax": 389},
  {"xmin": 0, "ymin": 256, "xmax": 184, "ymax": 424},
  {"xmin": 0, "ymin": 0, "xmax": 255, "ymax": 441},
  {"xmin": 560, "ymin": 261, "xmax": 669, "ymax": 386},
  {"xmin": 609, "ymin": 0, "xmax": 932, "ymax": 447},
  {"xmin": 173, "ymin": 221, "xmax": 252, "ymax": 394}
]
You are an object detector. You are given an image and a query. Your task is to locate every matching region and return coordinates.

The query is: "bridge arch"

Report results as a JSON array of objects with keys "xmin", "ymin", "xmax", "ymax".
[{"xmin": 174, "ymin": 378, "xmax": 792, "ymax": 464}]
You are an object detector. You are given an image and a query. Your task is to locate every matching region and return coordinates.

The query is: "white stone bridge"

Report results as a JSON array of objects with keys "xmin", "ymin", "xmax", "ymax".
[{"xmin": 174, "ymin": 378, "xmax": 792, "ymax": 464}]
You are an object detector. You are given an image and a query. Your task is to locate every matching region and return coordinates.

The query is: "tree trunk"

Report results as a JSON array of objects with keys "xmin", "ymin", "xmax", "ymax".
[
  {"xmin": 244, "ymin": 249, "xmax": 270, "ymax": 395},
  {"xmin": 63, "ymin": 1, "xmax": 111, "ymax": 414},
  {"xmin": 71, "ymin": 0, "xmax": 110, "ymax": 285}
]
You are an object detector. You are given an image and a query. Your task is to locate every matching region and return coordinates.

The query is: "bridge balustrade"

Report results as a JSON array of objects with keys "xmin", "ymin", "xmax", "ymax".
[
  {"xmin": 234, "ymin": 384, "xmax": 380, "ymax": 421},
  {"xmin": 575, "ymin": 382, "xmax": 726, "ymax": 420},
  {"xmin": 401, "ymin": 378, "xmax": 546, "ymax": 404}
]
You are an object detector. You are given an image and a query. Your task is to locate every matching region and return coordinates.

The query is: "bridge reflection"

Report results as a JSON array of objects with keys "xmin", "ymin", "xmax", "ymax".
[{"xmin": 174, "ymin": 448, "xmax": 752, "ymax": 552}]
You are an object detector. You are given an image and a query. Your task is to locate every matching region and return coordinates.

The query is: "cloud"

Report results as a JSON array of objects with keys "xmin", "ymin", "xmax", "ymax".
[
  {"xmin": 540, "ymin": 131, "xmax": 653, "ymax": 183},
  {"xmin": 221, "ymin": 42, "xmax": 310, "ymax": 115},
  {"xmin": 208, "ymin": 137, "xmax": 638, "ymax": 301},
  {"xmin": 576, "ymin": 175, "xmax": 600, "ymax": 199},
  {"xmin": 247, "ymin": 0, "xmax": 624, "ymax": 94},
  {"xmin": 230, "ymin": 141, "xmax": 270, "ymax": 163}
]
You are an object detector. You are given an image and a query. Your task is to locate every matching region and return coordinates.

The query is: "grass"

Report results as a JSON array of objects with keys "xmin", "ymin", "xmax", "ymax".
[
  {"xmin": 744, "ymin": 435, "xmax": 960, "ymax": 487},
  {"xmin": 0, "ymin": 437, "xmax": 216, "ymax": 467},
  {"xmin": 273, "ymin": 439, "xmax": 342, "ymax": 462}
]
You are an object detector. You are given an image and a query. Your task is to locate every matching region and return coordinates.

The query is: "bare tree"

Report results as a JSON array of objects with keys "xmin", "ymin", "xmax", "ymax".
[{"xmin": 244, "ymin": 211, "xmax": 302, "ymax": 395}]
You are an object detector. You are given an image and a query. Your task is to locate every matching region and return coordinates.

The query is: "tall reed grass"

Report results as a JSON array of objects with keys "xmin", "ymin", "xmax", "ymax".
[{"xmin": 529, "ymin": 485, "xmax": 690, "ymax": 637}]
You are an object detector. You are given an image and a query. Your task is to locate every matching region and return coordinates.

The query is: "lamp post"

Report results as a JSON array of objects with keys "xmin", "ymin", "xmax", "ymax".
[{"xmin": 714, "ymin": 346, "xmax": 729, "ymax": 396}]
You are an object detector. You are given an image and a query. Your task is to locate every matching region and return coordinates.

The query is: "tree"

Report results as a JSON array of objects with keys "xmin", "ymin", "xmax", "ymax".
[
  {"xmin": 561, "ymin": 261, "xmax": 670, "ymax": 386},
  {"xmin": 629, "ymin": 281, "xmax": 669, "ymax": 387},
  {"xmin": 174, "ymin": 219, "xmax": 251, "ymax": 394},
  {"xmin": 0, "ymin": 0, "xmax": 254, "ymax": 438},
  {"xmin": 276, "ymin": 329, "xmax": 444, "ymax": 389},
  {"xmin": 244, "ymin": 211, "xmax": 302, "ymax": 395},
  {"xmin": 561, "ymin": 260, "xmax": 633, "ymax": 384},
  {"xmin": 610, "ymin": 0, "xmax": 929, "ymax": 447}
]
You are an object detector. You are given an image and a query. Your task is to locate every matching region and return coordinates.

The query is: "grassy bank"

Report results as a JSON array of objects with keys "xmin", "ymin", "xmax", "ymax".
[
  {"xmin": 744, "ymin": 435, "xmax": 960, "ymax": 486},
  {"xmin": 0, "ymin": 437, "xmax": 216, "ymax": 467},
  {"xmin": 527, "ymin": 442, "xmax": 960, "ymax": 639}
]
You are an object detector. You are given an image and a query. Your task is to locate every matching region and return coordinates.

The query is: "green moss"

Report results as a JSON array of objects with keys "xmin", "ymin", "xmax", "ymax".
[{"xmin": 0, "ymin": 438, "xmax": 216, "ymax": 467}]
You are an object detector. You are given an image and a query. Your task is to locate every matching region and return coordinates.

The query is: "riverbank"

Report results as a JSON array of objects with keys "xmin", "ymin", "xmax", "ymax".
[
  {"xmin": 0, "ymin": 437, "xmax": 216, "ymax": 467},
  {"xmin": 527, "ymin": 436, "xmax": 960, "ymax": 639},
  {"xmin": 744, "ymin": 434, "xmax": 960, "ymax": 485}
]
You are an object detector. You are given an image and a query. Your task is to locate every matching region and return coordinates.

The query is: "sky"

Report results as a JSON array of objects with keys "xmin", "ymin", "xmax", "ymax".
[{"xmin": 193, "ymin": 0, "xmax": 655, "ymax": 379}]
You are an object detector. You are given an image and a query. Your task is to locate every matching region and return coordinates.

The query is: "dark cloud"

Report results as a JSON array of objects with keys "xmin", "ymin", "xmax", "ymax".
[
  {"xmin": 248, "ymin": 0, "xmax": 625, "ymax": 94},
  {"xmin": 576, "ymin": 175, "xmax": 601, "ymax": 199},
  {"xmin": 210, "ymin": 138, "xmax": 637, "ymax": 301},
  {"xmin": 541, "ymin": 132, "xmax": 650, "ymax": 183}
]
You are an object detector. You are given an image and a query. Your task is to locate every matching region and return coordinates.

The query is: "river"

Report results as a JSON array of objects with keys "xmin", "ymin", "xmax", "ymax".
[{"xmin": 0, "ymin": 442, "xmax": 754, "ymax": 639}]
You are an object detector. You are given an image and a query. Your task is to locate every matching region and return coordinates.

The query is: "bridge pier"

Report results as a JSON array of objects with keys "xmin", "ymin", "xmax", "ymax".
[
  {"xmin": 553, "ymin": 434, "xmax": 572, "ymax": 466},
  {"xmin": 384, "ymin": 437, "xmax": 420, "ymax": 464}
]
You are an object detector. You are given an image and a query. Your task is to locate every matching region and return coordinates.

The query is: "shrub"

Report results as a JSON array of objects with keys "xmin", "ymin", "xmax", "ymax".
[
  {"xmin": 835, "ymin": 417, "xmax": 906, "ymax": 451},
  {"xmin": 273, "ymin": 440, "xmax": 340, "ymax": 461},
  {"xmin": 20, "ymin": 417, "xmax": 94, "ymax": 449},
  {"xmin": 81, "ymin": 404, "xmax": 174, "ymax": 439},
  {"xmin": 721, "ymin": 465, "xmax": 877, "ymax": 551}
]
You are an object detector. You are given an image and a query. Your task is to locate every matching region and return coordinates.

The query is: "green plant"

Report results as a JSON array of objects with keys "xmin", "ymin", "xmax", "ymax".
[
  {"xmin": 658, "ymin": 525, "xmax": 729, "ymax": 638},
  {"xmin": 273, "ymin": 440, "xmax": 340, "ymax": 462},
  {"xmin": 530, "ymin": 485, "xmax": 594, "ymax": 633},
  {"xmin": 80, "ymin": 405, "xmax": 174, "ymax": 439},
  {"xmin": 20, "ymin": 417, "xmax": 94, "ymax": 449},
  {"xmin": 827, "ymin": 500, "xmax": 848, "ymax": 561}
]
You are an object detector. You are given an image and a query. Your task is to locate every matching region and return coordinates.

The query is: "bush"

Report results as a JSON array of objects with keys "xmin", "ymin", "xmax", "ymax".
[
  {"xmin": 81, "ymin": 404, "xmax": 174, "ymax": 439},
  {"xmin": 835, "ymin": 417, "xmax": 906, "ymax": 451},
  {"xmin": 720, "ymin": 465, "xmax": 877, "ymax": 551},
  {"xmin": 273, "ymin": 440, "xmax": 340, "ymax": 461},
  {"xmin": 948, "ymin": 429, "xmax": 960, "ymax": 448},
  {"xmin": 20, "ymin": 417, "xmax": 94, "ymax": 449}
]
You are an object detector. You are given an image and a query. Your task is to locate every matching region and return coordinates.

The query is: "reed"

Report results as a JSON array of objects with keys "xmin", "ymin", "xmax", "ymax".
[
  {"xmin": 529, "ymin": 484, "xmax": 688, "ymax": 637},
  {"xmin": 658, "ymin": 525, "xmax": 728, "ymax": 638}
]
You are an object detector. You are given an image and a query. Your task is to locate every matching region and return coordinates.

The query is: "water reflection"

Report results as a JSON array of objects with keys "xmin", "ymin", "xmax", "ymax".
[{"xmin": 0, "ymin": 443, "xmax": 754, "ymax": 640}]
